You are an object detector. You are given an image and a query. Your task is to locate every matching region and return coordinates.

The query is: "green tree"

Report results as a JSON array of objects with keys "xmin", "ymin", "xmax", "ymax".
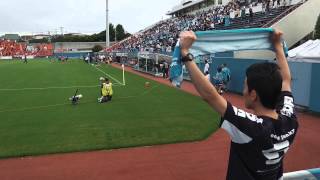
[
  {"xmin": 97, "ymin": 23, "xmax": 116, "ymax": 42},
  {"xmin": 17, "ymin": 39, "xmax": 26, "ymax": 43},
  {"xmin": 315, "ymin": 14, "xmax": 320, "ymax": 39},
  {"xmin": 50, "ymin": 23, "xmax": 129, "ymax": 42},
  {"xmin": 124, "ymin": 32, "xmax": 131, "ymax": 39},
  {"xmin": 92, "ymin": 45, "xmax": 103, "ymax": 52},
  {"xmin": 109, "ymin": 23, "xmax": 115, "ymax": 41},
  {"xmin": 29, "ymin": 38, "xmax": 49, "ymax": 43},
  {"xmin": 115, "ymin": 24, "xmax": 126, "ymax": 41},
  {"xmin": 115, "ymin": 24, "xmax": 131, "ymax": 41}
]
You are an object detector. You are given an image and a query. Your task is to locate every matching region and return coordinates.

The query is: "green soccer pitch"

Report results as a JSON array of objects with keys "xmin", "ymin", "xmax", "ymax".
[{"xmin": 0, "ymin": 59, "xmax": 220, "ymax": 159}]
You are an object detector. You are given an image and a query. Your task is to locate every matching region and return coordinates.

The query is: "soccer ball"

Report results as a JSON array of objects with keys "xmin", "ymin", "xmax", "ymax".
[
  {"xmin": 145, "ymin": 82, "xmax": 150, "ymax": 88},
  {"xmin": 99, "ymin": 77, "xmax": 105, "ymax": 81}
]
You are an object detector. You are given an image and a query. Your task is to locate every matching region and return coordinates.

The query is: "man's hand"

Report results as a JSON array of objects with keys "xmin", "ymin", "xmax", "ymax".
[
  {"xmin": 271, "ymin": 29, "xmax": 284, "ymax": 51},
  {"xmin": 272, "ymin": 29, "xmax": 292, "ymax": 92},
  {"xmin": 180, "ymin": 31, "xmax": 197, "ymax": 57}
]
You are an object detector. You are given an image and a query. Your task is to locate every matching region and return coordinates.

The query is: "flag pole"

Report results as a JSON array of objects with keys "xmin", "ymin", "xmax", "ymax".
[{"xmin": 106, "ymin": 0, "xmax": 110, "ymax": 48}]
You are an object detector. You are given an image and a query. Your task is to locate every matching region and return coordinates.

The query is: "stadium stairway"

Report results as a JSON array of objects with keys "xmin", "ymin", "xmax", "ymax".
[
  {"xmin": 270, "ymin": 0, "xmax": 320, "ymax": 48},
  {"xmin": 235, "ymin": 0, "xmax": 320, "ymax": 60},
  {"xmin": 214, "ymin": 6, "xmax": 295, "ymax": 30}
]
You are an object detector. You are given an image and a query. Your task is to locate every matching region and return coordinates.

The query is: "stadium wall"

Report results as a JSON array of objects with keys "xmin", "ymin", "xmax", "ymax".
[
  {"xmin": 309, "ymin": 63, "xmax": 320, "ymax": 113},
  {"xmin": 289, "ymin": 61, "xmax": 312, "ymax": 107},
  {"xmin": 54, "ymin": 42, "xmax": 107, "ymax": 52},
  {"xmin": 0, "ymin": 56, "xmax": 13, "ymax": 60},
  {"xmin": 54, "ymin": 52, "xmax": 91, "ymax": 59},
  {"xmin": 210, "ymin": 57, "xmax": 261, "ymax": 93}
]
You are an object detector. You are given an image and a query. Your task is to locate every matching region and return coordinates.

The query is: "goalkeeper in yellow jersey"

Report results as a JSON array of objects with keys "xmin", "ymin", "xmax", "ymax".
[{"xmin": 98, "ymin": 77, "xmax": 113, "ymax": 103}]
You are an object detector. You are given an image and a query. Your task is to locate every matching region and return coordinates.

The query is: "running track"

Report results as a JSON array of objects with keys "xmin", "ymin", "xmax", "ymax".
[{"xmin": 0, "ymin": 64, "xmax": 319, "ymax": 180}]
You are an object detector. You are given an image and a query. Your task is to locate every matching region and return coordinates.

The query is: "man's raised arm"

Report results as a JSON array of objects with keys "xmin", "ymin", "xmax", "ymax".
[
  {"xmin": 180, "ymin": 31, "xmax": 227, "ymax": 116},
  {"xmin": 272, "ymin": 30, "xmax": 292, "ymax": 92}
]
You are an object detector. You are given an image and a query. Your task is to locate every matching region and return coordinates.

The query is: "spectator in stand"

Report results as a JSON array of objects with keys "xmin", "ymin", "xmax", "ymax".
[
  {"xmin": 266, "ymin": 0, "xmax": 271, "ymax": 13},
  {"xmin": 277, "ymin": 0, "xmax": 281, "ymax": 8},
  {"xmin": 272, "ymin": 0, "xmax": 276, "ymax": 7},
  {"xmin": 224, "ymin": 13, "xmax": 231, "ymax": 26},
  {"xmin": 249, "ymin": 6, "xmax": 254, "ymax": 22},
  {"xmin": 262, "ymin": 2, "xmax": 266, "ymax": 14},
  {"xmin": 106, "ymin": 0, "xmax": 301, "ymax": 55}
]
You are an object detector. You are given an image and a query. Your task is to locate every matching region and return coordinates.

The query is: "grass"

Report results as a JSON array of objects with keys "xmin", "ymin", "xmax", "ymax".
[{"xmin": 0, "ymin": 59, "xmax": 220, "ymax": 159}]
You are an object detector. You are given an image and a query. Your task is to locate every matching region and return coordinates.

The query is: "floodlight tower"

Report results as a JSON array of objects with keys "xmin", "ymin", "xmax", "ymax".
[{"xmin": 106, "ymin": 0, "xmax": 110, "ymax": 48}]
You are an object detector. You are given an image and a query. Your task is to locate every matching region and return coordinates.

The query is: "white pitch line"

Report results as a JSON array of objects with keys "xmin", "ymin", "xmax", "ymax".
[
  {"xmin": 0, "ymin": 84, "xmax": 123, "ymax": 92},
  {"xmin": 0, "ymin": 85, "xmax": 160, "ymax": 113},
  {"xmin": 93, "ymin": 65, "xmax": 123, "ymax": 85},
  {"xmin": 0, "ymin": 102, "xmax": 71, "ymax": 113}
]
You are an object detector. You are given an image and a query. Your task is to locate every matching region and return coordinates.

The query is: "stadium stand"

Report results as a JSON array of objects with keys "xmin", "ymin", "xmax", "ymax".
[
  {"xmin": 107, "ymin": 0, "xmax": 305, "ymax": 54},
  {"xmin": 0, "ymin": 40, "xmax": 26, "ymax": 56},
  {"xmin": 0, "ymin": 40, "xmax": 53, "ymax": 57},
  {"xmin": 31, "ymin": 44, "xmax": 54, "ymax": 57}
]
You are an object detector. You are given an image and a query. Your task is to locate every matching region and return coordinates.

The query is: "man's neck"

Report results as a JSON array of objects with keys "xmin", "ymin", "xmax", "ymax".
[{"xmin": 253, "ymin": 106, "xmax": 278, "ymax": 120}]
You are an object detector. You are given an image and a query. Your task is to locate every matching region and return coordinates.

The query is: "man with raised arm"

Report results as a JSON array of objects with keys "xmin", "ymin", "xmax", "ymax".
[{"xmin": 179, "ymin": 30, "xmax": 298, "ymax": 180}]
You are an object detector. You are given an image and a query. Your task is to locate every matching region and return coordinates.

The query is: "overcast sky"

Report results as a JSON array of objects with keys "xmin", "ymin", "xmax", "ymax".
[{"xmin": 0, "ymin": 0, "xmax": 179, "ymax": 36}]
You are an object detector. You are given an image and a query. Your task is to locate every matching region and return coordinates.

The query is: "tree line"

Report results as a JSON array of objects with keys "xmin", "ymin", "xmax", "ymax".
[{"xmin": 29, "ymin": 24, "xmax": 131, "ymax": 43}]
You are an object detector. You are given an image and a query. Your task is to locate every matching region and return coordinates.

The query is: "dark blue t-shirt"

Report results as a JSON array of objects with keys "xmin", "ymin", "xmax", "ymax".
[{"xmin": 220, "ymin": 91, "xmax": 299, "ymax": 180}]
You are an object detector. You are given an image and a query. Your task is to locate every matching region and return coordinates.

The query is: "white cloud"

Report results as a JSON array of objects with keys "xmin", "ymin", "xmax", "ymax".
[{"xmin": 0, "ymin": 0, "xmax": 178, "ymax": 35}]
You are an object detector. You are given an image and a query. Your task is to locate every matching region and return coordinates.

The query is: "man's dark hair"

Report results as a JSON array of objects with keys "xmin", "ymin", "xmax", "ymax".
[{"xmin": 246, "ymin": 63, "xmax": 282, "ymax": 109}]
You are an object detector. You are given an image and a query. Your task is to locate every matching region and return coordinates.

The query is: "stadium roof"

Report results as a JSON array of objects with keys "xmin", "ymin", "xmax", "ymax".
[
  {"xmin": 3, "ymin": 34, "xmax": 20, "ymax": 41},
  {"xmin": 167, "ymin": 0, "xmax": 206, "ymax": 15},
  {"xmin": 288, "ymin": 39, "xmax": 320, "ymax": 60}
]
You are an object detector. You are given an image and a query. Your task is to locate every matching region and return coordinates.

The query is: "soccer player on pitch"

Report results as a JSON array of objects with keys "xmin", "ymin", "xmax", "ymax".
[
  {"xmin": 98, "ymin": 78, "xmax": 113, "ymax": 103},
  {"xmin": 23, "ymin": 54, "xmax": 28, "ymax": 64},
  {"xmin": 179, "ymin": 29, "xmax": 298, "ymax": 180}
]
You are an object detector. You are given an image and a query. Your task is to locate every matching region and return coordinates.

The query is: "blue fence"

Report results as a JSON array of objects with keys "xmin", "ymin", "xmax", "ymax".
[
  {"xmin": 310, "ymin": 63, "xmax": 320, "ymax": 112},
  {"xmin": 54, "ymin": 52, "xmax": 91, "ymax": 59},
  {"xmin": 205, "ymin": 57, "xmax": 320, "ymax": 112},
  {"xmin": 208, "ymin": 57, "xmax": 261, "ymax": 94},
  {"xmin": 284, "ymin": 168, "xmax": 320, "ymax": 179},
  {"xmin": 289, "ymin": 62, "xmax": 312, "ymax": 107}
]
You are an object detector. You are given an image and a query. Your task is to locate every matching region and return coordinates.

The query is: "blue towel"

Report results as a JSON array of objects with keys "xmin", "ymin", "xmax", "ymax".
[{"xmin": 170, "ymin": 28, "xmax": 288, "ymax": 87}]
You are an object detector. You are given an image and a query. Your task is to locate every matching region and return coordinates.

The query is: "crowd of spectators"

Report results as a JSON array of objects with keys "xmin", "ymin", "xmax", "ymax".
[
  {"xmin": 108, "ymin": 0, "xmax": 299, "ymax": 54},
  {"xmin": 0, "ymin": 40, "xmax": 53, "ymax": 57},
  {"xmin": 0, "ymin": 40, "xmax": 26, "ymax": 56}
]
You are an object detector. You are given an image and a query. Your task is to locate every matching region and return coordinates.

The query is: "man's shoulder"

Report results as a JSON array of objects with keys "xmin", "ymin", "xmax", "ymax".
[
  {"xmin": 230, "ymin": 105, "xmax": 264, "ymax": 124},
  {"xmin": 223, "ymin": 102, "xmax": 264, "ymax": 124}
]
